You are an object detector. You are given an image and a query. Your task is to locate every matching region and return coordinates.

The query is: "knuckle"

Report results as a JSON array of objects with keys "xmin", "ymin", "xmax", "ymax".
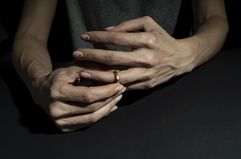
[
  {"xmin": 140, "ymin": 53, "xmax": 157, "ymax": 67},
  {"xmin": 146, "ymin": 83, "xmax": 154, "ymax": 89},
  {"xmin": 55, "ymin": 119, "xmax": 67, "ymax": 127},
  {"xmin": 143, "ymin": 16, "xmax": 157, "ymax": 26},
  {"xmin": 87, "ymin": 105, "xmax": 99, "ymax": 112},
  {"xmin": 50, "ymin": 84, "xmax": 67, "ymax": 100},
  {"xmin": 87, "ymin": 114, "xmax": 98, "ymax": 124},
  {"xmin": 111, "ymin": 34, "xmax": 121, "ymax": 44},
  {"xmin": 81, "ymin": 91, "xmax": 94, "ymax": 103},
  {"xmin": 55, "ymin": 71, "xmax": 66, "ymax": 79},
  {"xmin": 50, "ymin": 108, "xmax": 60, "ymax": 118},
  {"xmin": 143, "ymin": 16, "xmax": 153, "ymax": 22},
  {"xmin": 146, "ymin": 54, "xmax": 155, "ymax": 64},
  {"xmin": 144, "ymin": 80, "xmax": 156, "ymax": 89},
  {"xmin": 49, "ymin": 104, "xmax": 63, "ymax": 118},
  {"xmin": 144, "ymin": 70, "xmax": 156, "ymax": 80},
  {"xmin": 50, "ymin": 85, "xmax": 60, "ymax": 99},
  {"xmin": 145, "ymin": 33, "xmax": 157, "ymax": 46},
  {"xmin": 81, "ymin": 94, "xmax": 91, "ymax": 103}
]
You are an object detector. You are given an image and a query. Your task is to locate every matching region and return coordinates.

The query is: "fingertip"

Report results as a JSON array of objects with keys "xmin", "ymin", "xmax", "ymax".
[
  {"xmin": 115, "ymin": 94, "xmax": 123, "ymax": 101},
  {"xmin": 81, "ymin": 34, "xmax": 90, "ymax": 41},
  {"xmin": 80, "ymin": 72, "xmax": 91, "ymax": 79},
  {"xmin": 73, "ymin": 51, "xmax": 83, "ymax": 58},
  {"xmin": 111, "ymin": 106, "xmax": 118, "ymax": 112}
]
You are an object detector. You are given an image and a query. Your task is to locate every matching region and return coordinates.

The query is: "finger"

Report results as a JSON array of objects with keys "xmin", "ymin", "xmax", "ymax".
[
  {"xmin": 74, "ymin": 48, "xmax": 149, "ymax": 67},
  {"xmin": 50, "ymin": 90, "xmax": 124, "ymax": 119},
  {"xmin": 61, "ymin": 105, "xmax": 118, "ymax": 132},
  {"xmin": 105, "ymin": 16, "xmax": 161, "ymax": 32},
  {"xmin": 79, "ymin": 61, "xmax": 173, "ymax": 85},
  {"xmin": 110, "ymin": 105, "xmax": 118, "ymax": 112},
  {"xmin": 51, "ymin": 82, "xmax": 125, "ymax": 103},
  {"xmin": 56, "ymin": 94, "xmax": 123, "ymax": 129},
  {"xmin": 79, "ymin": 67, "xmax": 154, "ymax": 85},
  {"xmin": 81, "ymin": 31, "xmax": 158, "ymax": 48},
  {"xmin": 54, "ymin": 66, "xmax": 84, "ymax": 83},
  {"xmin": 127, "ymin": 73, "xmax": 174, "ymax": 90}
]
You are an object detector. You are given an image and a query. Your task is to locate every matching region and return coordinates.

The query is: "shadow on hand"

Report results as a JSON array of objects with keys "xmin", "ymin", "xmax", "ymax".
[
  {"xmin": 2, "ymin": 68, "xmax": 60, "ymax": 134},
  {"xmin": 118, "ymin": 75, "xmax": 184, "ymax": 107},
  {"xmin": 2, "ymin": 67, "xmax": 184, "ymax": 134}
]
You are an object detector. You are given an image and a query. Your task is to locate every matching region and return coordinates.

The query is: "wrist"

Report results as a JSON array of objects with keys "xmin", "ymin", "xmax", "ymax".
[
  {"xmin": 17, "ymin": 60, "xmax": 52, "ymax": 90},
  {"xmin": 12, "ymin": 35, "xmax": 53, "ymax": 82},
  {"xmin": 175, "ymin": 36, "xmax": 200, "ymax": 74}
]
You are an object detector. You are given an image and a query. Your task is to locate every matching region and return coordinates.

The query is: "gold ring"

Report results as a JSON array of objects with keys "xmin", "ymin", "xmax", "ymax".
[{"xmin": 113, "ymin": 70, "xmax": 120, "ymax": 83}]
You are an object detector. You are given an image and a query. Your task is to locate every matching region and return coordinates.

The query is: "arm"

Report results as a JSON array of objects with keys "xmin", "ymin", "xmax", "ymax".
[
  {"xmin": 12, "ymin": 0, "xmax": 57, "ymax": 83},
  {"xmin": 12, "ymin": 0, "xmax": 125, "ymax": 132},
  {"xmin": 180, "ymin": 0, "xmax": 229, "ymax": 67},
  {"xmin": 73, "ymin": 0, "xmax": 229, "ymax": 90}
]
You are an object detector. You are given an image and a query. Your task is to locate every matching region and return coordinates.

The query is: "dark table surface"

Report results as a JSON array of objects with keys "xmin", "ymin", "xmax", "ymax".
[{"xmin": 0, "ymin": 49, "xmax": 241, "ymax": 159}]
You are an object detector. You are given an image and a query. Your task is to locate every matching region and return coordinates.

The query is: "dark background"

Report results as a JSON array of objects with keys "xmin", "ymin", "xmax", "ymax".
[{"xmin": 0, "ymin": 1, "xmax": 241, "ymax": 159}]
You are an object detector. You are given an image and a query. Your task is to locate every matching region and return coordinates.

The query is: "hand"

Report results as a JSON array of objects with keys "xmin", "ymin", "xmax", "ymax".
[
  {"xmin": 28, "ymin": 65, "xmax": 126, "ymax": 132},
  {"xmin": 73, "ymin": 16, "xmax": 198, "ymax": 90}
]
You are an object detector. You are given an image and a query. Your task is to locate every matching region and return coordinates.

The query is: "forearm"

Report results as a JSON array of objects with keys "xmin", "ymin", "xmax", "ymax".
[
  {"xmin": 12, "ymin": 35, "xmax": 52, "ymax": 83},
  {"xmin": 178, "ymin": 0, "xmax": 228, "ymax": 69},
  {"xmin": 12, "ymin": 0, "xmax": 57, "ymax": 84},
  {"xmin": 179, "ymin": 15, "xmax": 228, "ymax": 68}
]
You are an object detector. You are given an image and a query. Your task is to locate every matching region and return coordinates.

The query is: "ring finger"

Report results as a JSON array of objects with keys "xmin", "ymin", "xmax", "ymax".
[{"xmin": 80, "ymin": 67, "xmax": 154, "ymax": 85}]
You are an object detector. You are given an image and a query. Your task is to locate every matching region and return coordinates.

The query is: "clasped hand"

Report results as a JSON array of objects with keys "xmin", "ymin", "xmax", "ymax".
[
  {"xmin": 32, "ymin": 16, "xmax": 198, "ymax": 132},
  {"xmin": 30, "ymin": 65, "xmax": 125, "ymax": 132}
]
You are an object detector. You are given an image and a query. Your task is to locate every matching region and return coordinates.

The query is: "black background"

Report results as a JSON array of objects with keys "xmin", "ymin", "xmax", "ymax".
[{"xmin": 0, "ymin": 1, "xmax": 241, "ymax": 159}]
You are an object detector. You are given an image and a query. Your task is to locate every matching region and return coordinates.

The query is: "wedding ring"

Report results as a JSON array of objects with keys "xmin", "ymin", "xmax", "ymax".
[{"xmin": 113, "ymin": 70, "xmax": 120, "ymax": 83}]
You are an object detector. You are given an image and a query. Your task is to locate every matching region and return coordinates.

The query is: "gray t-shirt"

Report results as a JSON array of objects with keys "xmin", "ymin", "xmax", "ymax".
[{"xmin": 66, "ymin": 0, "xmax": 182, "ymax": 50}]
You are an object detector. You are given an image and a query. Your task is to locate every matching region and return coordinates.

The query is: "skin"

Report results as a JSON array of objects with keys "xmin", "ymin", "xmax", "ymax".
[
  {"xmin": 73, "ymin": 0, "xmax": 229, "ymax": 90},
  {"xmin": 12, "ymin": 0, "xmax": 126, "ymax": 132},
  {"xmin": 12, "ymin": 0, "xmax": 228, "ymax": 132}
]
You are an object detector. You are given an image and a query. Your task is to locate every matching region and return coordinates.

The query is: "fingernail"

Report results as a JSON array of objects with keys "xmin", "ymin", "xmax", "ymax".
[
  {"xmin": 120, "ymin": 87, "xmax": 126, "ymax": 93},
  {"xmin": 105, "ymin": 26, "xmax": 115, "ymax": 30},
  {"xmin": 115, "ymin": 85, "xmax": 124, "ymax": 92},
  {"xmin": 111, "ymin": 106, "xmax": 118, "ymax": 112},
  {"xmin": 81, "ymin": 72, "xmax": 91, "ymax": 79},
  {"xmin": 115, "ymin": 94, "xmax": 123, "ymax": 101},
  {"xmin": 73, "ymin": 51, "xmax": 83, "ymax": 57},
  {"xmin": 81, "ymin": 34, "xmax": 90, "ymax": 40}
]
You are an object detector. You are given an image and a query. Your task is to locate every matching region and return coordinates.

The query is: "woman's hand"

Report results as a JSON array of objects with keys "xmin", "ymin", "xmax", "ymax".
[
  {"xmin": 73, "ymin": 16, "xmax": 198, "ymax": 90},
  {"xmin": 28, "ymin": 66, "xmax": 125, "ymax": 132}
]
